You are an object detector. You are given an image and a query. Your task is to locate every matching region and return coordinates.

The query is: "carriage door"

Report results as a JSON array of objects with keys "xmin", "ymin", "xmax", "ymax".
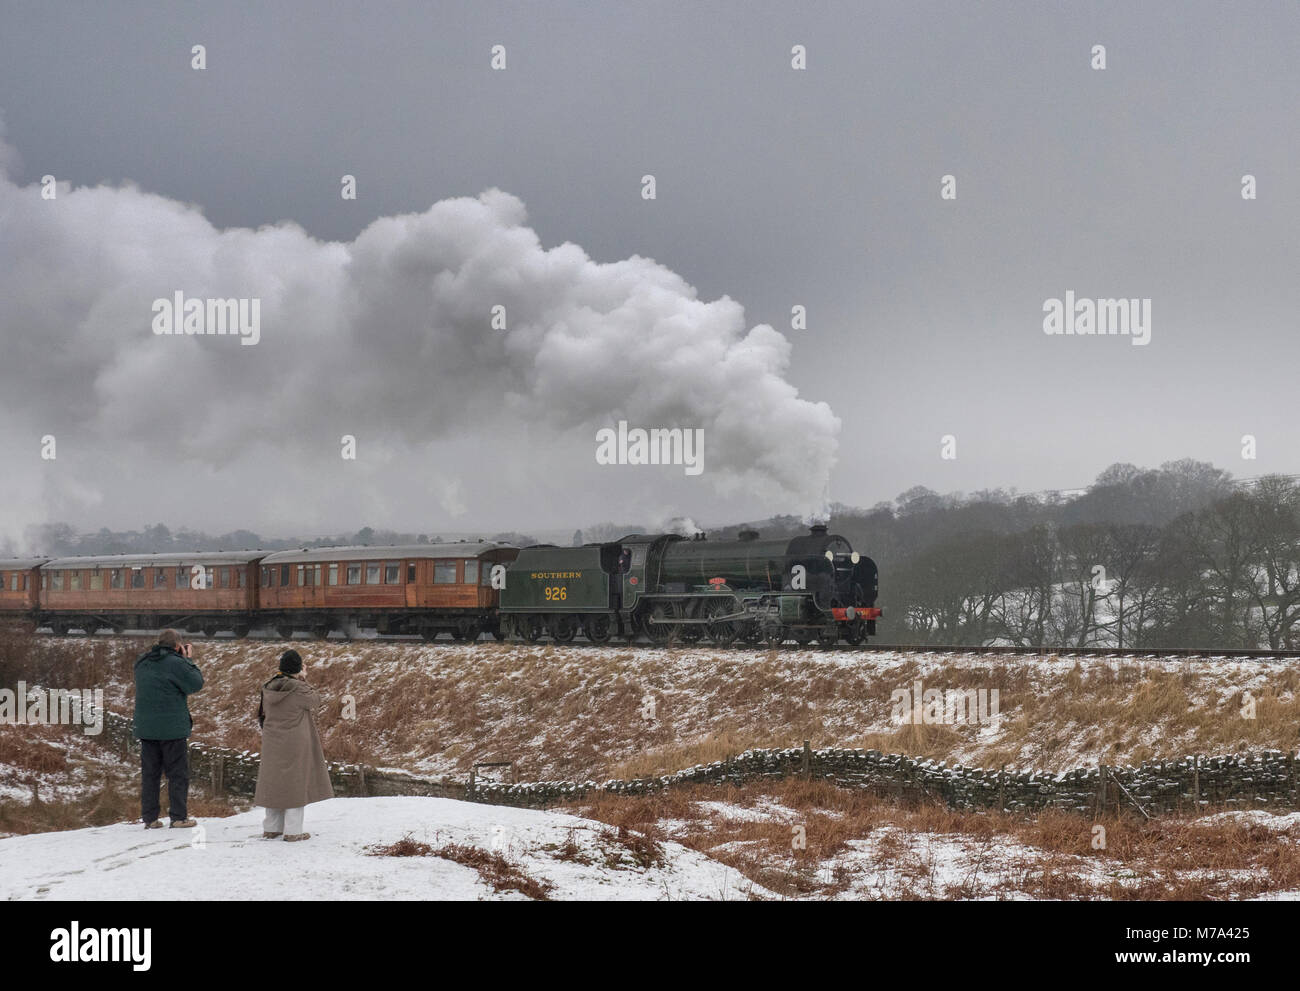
[{"xmin": 405, "ymin": 560, "xmax": 419, "ymax": 608}]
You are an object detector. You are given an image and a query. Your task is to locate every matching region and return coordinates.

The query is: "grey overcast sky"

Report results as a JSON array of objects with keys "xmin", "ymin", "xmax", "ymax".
[{"xmin": 0, "ymin": 1, "xmax": 1297, "ymax": 543}]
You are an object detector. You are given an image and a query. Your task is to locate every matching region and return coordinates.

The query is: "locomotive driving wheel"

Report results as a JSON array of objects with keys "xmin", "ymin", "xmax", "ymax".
[
  {"xmin": 842, "ymin": 620, "xmax": 866, "ymax": 645},
  {"xmin": 793, "ymin": 628, "xmax": 816, "ymax": 646},
  {"xmin": 642, "ymin": 601, "xmax": 680, "ymax": 645},
  {"xmin": 763, "ymin": 625, "xmax": 786, "ymax": 647},
  {"xmin": 738, "ymin": 624, "xmax": 763, "ymax": 645},
  {"xmin": 817, "ymin": 627, "xmax": 839, "ymax": 647},
  {"xmin": 704, "ymin": 598, "xmax": 739, "ymax": 646}
]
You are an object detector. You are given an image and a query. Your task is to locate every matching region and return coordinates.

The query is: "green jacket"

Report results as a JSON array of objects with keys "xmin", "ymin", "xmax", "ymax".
[{"xmin": 132, "ymin": 644, "xmax": 204, "ymax": 740}]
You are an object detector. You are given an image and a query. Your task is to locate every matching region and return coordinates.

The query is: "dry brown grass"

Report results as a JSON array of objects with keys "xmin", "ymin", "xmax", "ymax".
[
  {"xmin": 563, "ymin": 779, "xmax": 1300, "ymax": 900},
  {"xmin": 366, "ymin": 834, "xmax": 554, "ymax": 899}
]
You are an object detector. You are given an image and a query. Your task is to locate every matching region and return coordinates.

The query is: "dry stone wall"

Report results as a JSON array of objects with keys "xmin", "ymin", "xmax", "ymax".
[{"xmin": 97, "ymin": 710, "xmax": 1298, "ymax": 818}]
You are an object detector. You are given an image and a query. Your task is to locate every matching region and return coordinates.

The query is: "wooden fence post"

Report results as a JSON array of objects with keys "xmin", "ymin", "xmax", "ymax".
[
  {"xmin": 998, "ymin": 764, "xmax": 1007, "ymax": 811},
  {"xmin": 357, "ymin": 765, "xmax": 367, "ymax": 797},
  {"xmin": 210, "ymin": 754, "xmax": 224, "ymax": 796},
  {"xmin": 801, "ymin": 740, "xmax": 812, "ymax": 781},
  {"xmin": 1192, "ymin": 755, "xmax": 1200, "ymax": 812},
  {"xmin": 1097, "ymin": 764, "xmax": 1108, "ymax": 816}
]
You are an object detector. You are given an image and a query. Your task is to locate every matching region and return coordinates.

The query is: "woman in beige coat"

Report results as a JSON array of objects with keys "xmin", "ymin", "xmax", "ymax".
[{"xmin": 254, "ymin": 650, "xmax": 334, "ymax": 841}]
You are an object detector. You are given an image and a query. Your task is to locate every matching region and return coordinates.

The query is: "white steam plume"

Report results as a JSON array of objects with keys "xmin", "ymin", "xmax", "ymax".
[{"xmin": 0, "ymin": 141, "xmax": 838, "ymax": 521}]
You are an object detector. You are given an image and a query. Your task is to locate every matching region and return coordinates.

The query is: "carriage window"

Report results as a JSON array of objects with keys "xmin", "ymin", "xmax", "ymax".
[
  {"xmin": 384, "ymin": 562, "xmax": 400, "ymax": 584},
  {"xmin": 21, "ymin": 574, "xmax": 28, "ymax": 591},
  {"xmin": 406, "ymin": 563, "xmax": 416, "ymax": 583},
  {"xmin": 238, "ymin": 568, "xmax": 247, "ymax": 588},
  {"xmin": 296, "ymin": 565, "xmax": 305, "ymax": 587},
  {"xmin": 69, "ymin": 570, "xmax": 81, "ymax": 590},
  {"xmin": 52, "ymin": 571, "xmax": 63, "ymax": 590},
  {"xmin": 41, "ymin": 572, "xmax": 48, "ymax": 590},
  {"xmin": 463, "ymin": 560, "xmax": 478, "ymax": 584},
  {"xmin": 177, "ymin": 566, "xmax": 188, "ymax": 588},
  {"xmin": 112, "ymin": 569, "xmax": 124, "ymax": 589},
  {"xmin": 433, "ymin": 561, "xmax": 457, "ymax": 584},
  {"xmin": 346, "ymin": 564, "xmax": 361, "ymax": 585},
  {"xmin": 280, "ymin": 564, "xmax": 290, "ymax": 586},
  {"xmin": 89, "ymin": 571, "xmax": 103, "ymax": 591},
  {"xmin": 481, "ymin": 563, "xmax": 494, "ymax": 586},
  {"xmin": 5, "ymin": 573, "xmax": 12, "ymax": 591},
  {"xmin": 154, "ymin": 568, "xmax": 167, "ymax": 588},
  {"xmin": 366, "ymin": 562, "xmax": 381, "ymax": 585},
  {"xmin": 329, "ymin": 563, "xmax": 338, "ymax": 586},
  {"xmin": 219, "ymin": 567, "xmax": 230, "ymax": 588},
  {"xmin": 131, "ymin": 568, "xmax": 144, "ymax": 589},
  {"xmin": 261, "ymin": 566, "xmax": 272, "ymax": 587}
]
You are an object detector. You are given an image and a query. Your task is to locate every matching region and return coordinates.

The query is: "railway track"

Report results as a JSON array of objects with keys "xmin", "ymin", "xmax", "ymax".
[{"xmin": 21, "ymin": 628, "xmax": 1300, "ymax": 660}]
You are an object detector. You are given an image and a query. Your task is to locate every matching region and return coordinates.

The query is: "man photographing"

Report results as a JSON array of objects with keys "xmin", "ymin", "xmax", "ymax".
[{"xmin": 133, "ymin": 629, "xmax": 203, "ymax": 828}]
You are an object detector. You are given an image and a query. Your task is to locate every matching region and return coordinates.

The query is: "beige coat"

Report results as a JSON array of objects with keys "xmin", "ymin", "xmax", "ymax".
[{"xmin": 254, "ymin": 676, "xmax": 334, "ymax": 809}]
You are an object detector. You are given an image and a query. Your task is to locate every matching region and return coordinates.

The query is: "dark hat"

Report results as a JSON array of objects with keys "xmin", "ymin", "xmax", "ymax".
[{"xmin": 278, "ymin": 649, "xmax": 303, "ymax": 675}]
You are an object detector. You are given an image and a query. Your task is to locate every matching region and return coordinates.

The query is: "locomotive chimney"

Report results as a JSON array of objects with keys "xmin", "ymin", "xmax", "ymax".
[{"xmin": 809, "ymin": 523, "xmax": 828, "ymax": 535}]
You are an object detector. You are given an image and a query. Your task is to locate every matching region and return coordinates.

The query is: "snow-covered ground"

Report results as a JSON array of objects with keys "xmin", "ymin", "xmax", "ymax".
[{"xmin": 0, "ymin": 796, "xmax": 769, "ymax": 901}]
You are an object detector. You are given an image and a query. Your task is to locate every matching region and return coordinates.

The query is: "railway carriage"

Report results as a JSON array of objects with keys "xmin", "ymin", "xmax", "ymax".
[
  {"xmin": 0, "ymin": 558, "xmax": 49, "ymax": 629},
  {"xmin": 258, "ymin": 543, "xmax": 518, "ymax": 640},
  {"xmin": 37, "ymin": 552, "xmax": 264, "ymax": 636}
]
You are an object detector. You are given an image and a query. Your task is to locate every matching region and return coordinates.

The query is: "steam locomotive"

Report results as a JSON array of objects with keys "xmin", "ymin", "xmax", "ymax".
[{"xmin": 499, "ymin": 524, "xmax": 880, "ymax": 646}]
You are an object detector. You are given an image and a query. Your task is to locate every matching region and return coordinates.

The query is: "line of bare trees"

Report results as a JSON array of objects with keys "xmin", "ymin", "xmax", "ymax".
[{"xmin": 873, "ymin": 468, "xmax": 1300, "ymax": 649}]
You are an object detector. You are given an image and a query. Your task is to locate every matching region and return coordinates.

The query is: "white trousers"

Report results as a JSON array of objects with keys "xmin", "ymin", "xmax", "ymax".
[{"xmin": 262, "ymin": 807, "xmax": 305, "ymax": 835}]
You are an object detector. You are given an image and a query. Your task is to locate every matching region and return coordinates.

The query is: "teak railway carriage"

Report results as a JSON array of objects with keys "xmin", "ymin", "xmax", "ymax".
[
  {"xmin": 0, "ymin": 544, "xmax": 518, "ymax": 640},
  {"xmin": 1, "ymin": 527, "xmax": 882, "ymax": 645},
  {"xmin": 257, "ymin": 544, "xmax": 517, "ymax": 640}
]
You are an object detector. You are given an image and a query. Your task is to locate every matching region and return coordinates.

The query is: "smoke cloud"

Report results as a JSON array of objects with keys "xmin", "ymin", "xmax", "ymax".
[{"xmin": 0, "ymin": 129, "xmax": 838, "ymax": 538}]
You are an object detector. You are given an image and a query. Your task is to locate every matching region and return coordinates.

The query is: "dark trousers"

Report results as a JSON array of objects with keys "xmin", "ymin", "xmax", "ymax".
[{"xmin": 140, "ymin": 739, "xmax": 189, "ymax": 822}]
